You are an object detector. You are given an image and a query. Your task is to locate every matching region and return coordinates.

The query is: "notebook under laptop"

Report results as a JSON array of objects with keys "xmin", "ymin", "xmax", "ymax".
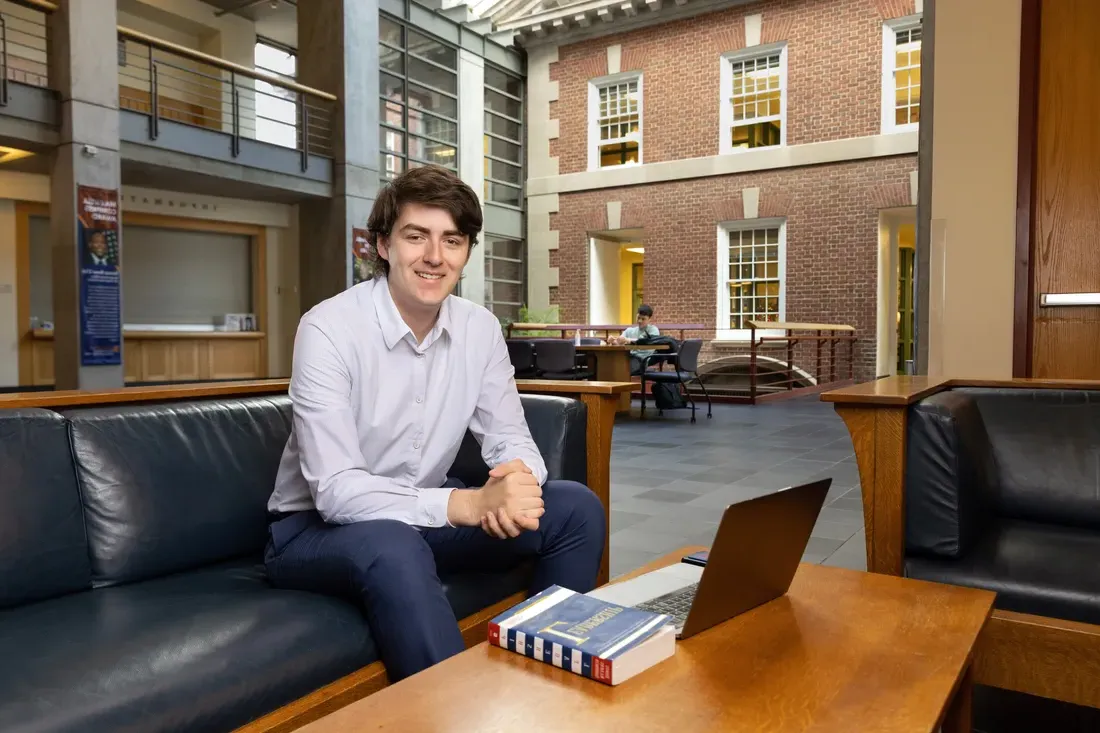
[{"xmin": 588, "ymin": 479, "xmax": 831, "ymax": 639}]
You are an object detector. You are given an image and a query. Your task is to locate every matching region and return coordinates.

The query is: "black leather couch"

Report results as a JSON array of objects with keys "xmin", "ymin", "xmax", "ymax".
[
  {"xmin": 904, "ymin": 386, "xmax": 1100, "ymax": 625},
  {"xmin": 0, "ymin": 392, "xmax": 587, "ymax": 733}
]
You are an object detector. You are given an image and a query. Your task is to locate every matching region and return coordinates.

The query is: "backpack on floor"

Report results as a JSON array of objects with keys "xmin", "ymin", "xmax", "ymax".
[{"xmin": 652, "ymin": 381, "xmax": 687, "ymax": 410}]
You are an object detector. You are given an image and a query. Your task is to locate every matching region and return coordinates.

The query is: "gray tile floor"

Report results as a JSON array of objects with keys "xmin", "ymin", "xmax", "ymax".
[{"xmin": 608, "ymin": 395, "xmax": 867, "ymax": 579}]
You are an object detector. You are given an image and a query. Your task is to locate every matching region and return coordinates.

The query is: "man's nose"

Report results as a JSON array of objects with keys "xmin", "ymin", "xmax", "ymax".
[{"xmin": 423, "ymin": 239, "xmax": 443, "ymax": 264}]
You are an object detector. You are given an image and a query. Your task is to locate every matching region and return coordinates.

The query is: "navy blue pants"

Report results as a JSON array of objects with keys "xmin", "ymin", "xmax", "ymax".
[{"xmin": 264, "ymin": 479, "xmax": 605, "ymax": 681}]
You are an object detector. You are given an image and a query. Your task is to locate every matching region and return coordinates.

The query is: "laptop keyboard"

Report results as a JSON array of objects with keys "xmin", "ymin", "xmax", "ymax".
[{"xmin": 635, "ymin": 583, "xmax": 699, "ymax": 628}]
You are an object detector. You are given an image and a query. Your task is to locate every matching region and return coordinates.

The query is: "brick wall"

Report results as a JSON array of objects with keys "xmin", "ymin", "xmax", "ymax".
[
  {"xmin": 547, "ymin": 155, "xmax": 917, "ymax": 381},
  {"xmin": 548, "ymin": 0, "xmax": 918, "ymax": 175}
]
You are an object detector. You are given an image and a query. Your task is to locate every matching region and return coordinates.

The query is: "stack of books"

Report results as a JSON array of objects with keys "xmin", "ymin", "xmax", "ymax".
[{"xmin": 488, "ymin": 585, "xmax": 676, "ymax": 685}]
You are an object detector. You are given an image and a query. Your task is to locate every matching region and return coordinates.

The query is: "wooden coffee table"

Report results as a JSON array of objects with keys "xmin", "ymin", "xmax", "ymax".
[{"xmin": 295, "ymin": 548, "xmax": 994, "ymax": 733}]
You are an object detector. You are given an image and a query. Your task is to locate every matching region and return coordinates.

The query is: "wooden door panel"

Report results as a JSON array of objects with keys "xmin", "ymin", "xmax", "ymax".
[{"xmin": 1031, "ymin": 0, "xmax": 1100, "ymax": 377}]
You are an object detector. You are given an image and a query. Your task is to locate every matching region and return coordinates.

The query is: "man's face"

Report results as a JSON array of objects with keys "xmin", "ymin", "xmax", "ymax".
[
  {"xmin": 637, "ymin": 313, "xmax": 651, "ymax": 328},
  {"xmin": 378, "ymin": 202, "xmax": 470, "ymax": 315},
  {"xmin": 90, "ymin": 234, "xmax": 107, "ymax": 257}
]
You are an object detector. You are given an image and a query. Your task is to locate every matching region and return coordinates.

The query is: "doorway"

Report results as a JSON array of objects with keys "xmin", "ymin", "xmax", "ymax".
[
  {"xmin": 588, "ymin": 232, "xmax": 645, "ymax": 325},
  {"xmin": 877, "ymin": 208, "xmax": 917, "ymax": 377}
]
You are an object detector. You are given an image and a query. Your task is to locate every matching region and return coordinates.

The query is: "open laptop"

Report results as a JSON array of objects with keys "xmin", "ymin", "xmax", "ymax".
[{"xmin": 588, "ymin": 479, "xmax": 831, "ymax": 639}]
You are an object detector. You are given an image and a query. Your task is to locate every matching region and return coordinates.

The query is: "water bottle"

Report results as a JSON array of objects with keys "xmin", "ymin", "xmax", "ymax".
[{"xmin": 574, "ymin": 329, "xmax": 581, "ymax": 346}]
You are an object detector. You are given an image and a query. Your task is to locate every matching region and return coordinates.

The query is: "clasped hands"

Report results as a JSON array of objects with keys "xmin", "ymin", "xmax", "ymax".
[{"xmin": 446, "ymin": 458, "xmax": 543, "ymax": 539}]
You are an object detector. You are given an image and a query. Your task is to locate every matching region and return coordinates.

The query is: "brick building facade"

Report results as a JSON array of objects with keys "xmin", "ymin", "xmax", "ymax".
[{"xmin": 501, "ymin": 0, "xmax": 923, "ymax": 382}]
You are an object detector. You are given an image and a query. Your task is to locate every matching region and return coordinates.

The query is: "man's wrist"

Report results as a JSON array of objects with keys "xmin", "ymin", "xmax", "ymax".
[{"xmin": 446, "ymin": 488, "xmax": 482, "ymax": 526}]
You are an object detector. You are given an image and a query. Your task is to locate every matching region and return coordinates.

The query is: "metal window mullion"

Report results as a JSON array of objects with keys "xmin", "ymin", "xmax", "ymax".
[
  {"xmin": 484, "ymin": 107, "xmax": 523, "ymax": 126},
  {"xmin": 483, "ymin": 129, "xmax": 523, "ymax": 146},
  {"xmin": 407, "ymin": 50, "xmax": 459, "ymax": 76}
]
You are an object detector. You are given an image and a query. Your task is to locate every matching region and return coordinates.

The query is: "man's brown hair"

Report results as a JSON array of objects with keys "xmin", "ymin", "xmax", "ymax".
[{"xmin": 365, "ymin": 165, "xmax": 483, "ymax": 276}]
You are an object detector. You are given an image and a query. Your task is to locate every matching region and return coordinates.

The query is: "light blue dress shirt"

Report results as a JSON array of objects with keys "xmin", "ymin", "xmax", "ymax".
[{"xmin": 267, "ymin": 276, "xmax": 548, "ymax": 528}]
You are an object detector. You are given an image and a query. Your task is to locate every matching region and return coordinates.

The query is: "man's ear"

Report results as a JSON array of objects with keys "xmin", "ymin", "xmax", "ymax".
[{"xmin": 376, "ymin": 236, "xmax": 390, "ymax": 262}]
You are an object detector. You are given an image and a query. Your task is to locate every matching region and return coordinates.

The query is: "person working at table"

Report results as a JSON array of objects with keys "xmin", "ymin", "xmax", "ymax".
[
  {"xmin": 264, "ymin": 165, "xmax": 606, "ymax": 682},
  {"xmin": 610, "ymin": 304, "xmax": 660, "ymax": 375}
]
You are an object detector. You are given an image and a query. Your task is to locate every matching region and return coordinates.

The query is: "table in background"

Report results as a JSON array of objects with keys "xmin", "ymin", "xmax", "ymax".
[
  {"xmin": 573, "ymin": 344, "xmax": 669, "ymax": 413},
  {"xmin": 295, "ymin": 548, "xmax": 994, "ymax": 733}
]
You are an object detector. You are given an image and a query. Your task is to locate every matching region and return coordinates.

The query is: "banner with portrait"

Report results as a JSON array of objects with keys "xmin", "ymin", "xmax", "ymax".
[
  {"xmin": 352, "ymin": 227, "xmax": 370, "ymax": 285},
  {"xmin": 77, "ymin": 185, "xmax": 122, "ymax": 366}
]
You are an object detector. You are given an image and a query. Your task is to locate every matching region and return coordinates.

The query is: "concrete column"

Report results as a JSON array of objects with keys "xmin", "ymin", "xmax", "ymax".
[
  {"xmin": 458, "ymin": 49, "xmax": 485, "ymax": 307},
  {"xmin": 49, "ymin": 0, "xmax": 123, "ymax": 390},
  {"xmin": 296, "ymin": 0, "xmax": 379, "ymax": 311}
]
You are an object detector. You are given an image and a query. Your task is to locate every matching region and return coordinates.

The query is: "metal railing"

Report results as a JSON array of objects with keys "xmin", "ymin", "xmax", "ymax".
[
  {"xmin": 0, "ymin": 0, "xmax": 54, "ymax": 99},
  {"xmin": 117, "ymin": 27, "xmax": 336, "ymax": 165},
  {"xmin": 693, "ymin": 322, "xmax": 858, "ymax": 404}
]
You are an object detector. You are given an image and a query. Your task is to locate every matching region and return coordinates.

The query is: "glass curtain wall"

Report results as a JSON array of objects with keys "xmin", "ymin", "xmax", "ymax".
[
  {"xmin": 379, "ymin": 14, "xmax": 460, "ymax": 179},
  {"xmin": 483, "ymin": 64, "xmax": 523, "ymax": 207}
]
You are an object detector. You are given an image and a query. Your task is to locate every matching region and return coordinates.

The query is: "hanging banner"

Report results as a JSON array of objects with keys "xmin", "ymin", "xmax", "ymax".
[
  {"xmin": 351, "ymin": 227, "xmax": 370, "ymax": 285},
  {"xmin": 77, "ymin": 185, "xmax": 122, "ymax": 366}
]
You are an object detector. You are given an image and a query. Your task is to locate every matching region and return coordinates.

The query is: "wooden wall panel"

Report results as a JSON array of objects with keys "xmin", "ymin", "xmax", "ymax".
[{"xmin": 1030, "ymin": 0, "xmax": 1100, "ymax": 378}]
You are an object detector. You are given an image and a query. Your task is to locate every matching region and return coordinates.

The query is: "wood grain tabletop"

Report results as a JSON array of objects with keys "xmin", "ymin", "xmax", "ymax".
[{"xmin": 296, "ymin": 551, "xmax": 994, "ymax": 733}]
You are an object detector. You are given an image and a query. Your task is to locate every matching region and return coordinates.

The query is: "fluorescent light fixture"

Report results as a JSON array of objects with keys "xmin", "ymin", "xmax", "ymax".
[
  {"xmin": 625, "ymin": 246, "xmax": 644, "ymax": 254},
  {"xmin": 1040, "ymin": 292, "xmax": 1100, "ymax": 307},
  {"xmin": 0, "ymin": 146, "xmax": 33, "ymax": 164}
]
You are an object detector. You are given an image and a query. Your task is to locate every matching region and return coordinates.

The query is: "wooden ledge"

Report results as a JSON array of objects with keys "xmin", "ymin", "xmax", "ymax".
[
  {"xmin": 514, "ymin": 380, "xmax": 634, "ymax": 394},
  {"xmin": 32, "ymin": 329, "xmax": 265, "ymax": 340},
  {"xmin": 823, "ymin": 375, "xmax": 1100, "ymax": 407},
  {"xmin": 0, "ymin": 378, "xmax": 637, "ymax": 410}
]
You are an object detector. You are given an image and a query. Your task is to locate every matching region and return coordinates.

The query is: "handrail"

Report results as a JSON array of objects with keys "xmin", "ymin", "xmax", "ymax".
[
  {"xmin": 117, "ymin": 26, "xmax": 337, "ymax": 102},
  {"xmin": 7, "ymin": 0, "xmax": 57, "ymax": 12}
]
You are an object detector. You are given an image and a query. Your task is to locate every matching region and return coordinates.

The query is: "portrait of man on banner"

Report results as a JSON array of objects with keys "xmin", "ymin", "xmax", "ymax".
[{"xmin": 83, "ymin": 229, "xmax": 119, "ymax": 269}]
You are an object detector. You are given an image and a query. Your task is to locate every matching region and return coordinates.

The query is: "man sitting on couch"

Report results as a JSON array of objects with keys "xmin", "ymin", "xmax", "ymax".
[{"xmin": 265, "ymin": 165, "xmax": 605, "ymax": 682}]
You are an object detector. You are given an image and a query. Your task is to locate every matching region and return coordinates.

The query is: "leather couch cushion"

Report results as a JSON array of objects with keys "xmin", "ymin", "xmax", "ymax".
[
  {"xmin": 447, "ymin": 394, "xmax": 587, "ymax": 489},
  {"xmin": 63, "ymin": 396, "xmax": 293, "ymax": 586},
  {"xmin": 0, "ymin": 560, "xmax": 376, "ymax": 733},
  {"xmin": 0, "ymin": 559, "xmax": 530, "ymax": 733},
  {"xmin": 906, "ymin": 518, "xmax": 1100, "ymax": 626},
  {"xmin": 0, "ymin": 409, "xmax": 90, "ymax": 608},
  {"xmin": 958, "ymin": 387, "xmax": 1100, "ymax": 530}
]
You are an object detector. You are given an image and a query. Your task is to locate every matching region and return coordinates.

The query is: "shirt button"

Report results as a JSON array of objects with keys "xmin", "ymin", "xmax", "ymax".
[
  {"xmin": 416, "ymin": 396, "xmax": 423, "ymax": 404},
  {"xmin": 414, "ymin": 441, "xmax": 421, "ymax": 449}
]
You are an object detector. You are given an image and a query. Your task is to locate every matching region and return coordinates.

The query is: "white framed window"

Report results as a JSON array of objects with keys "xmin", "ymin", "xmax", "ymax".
[
  {"xmin": 881, "ymin": 15, "xmax": 922, "ymax": 133},
  {"xmin": 588, "ymin": 72, "xmax": 642, "ymax": 170},
  {"xmin": 719, "ymin": 44, "xmax": 786, "ymax": 155},
  {"xmin": 716, "ymin": 219, "xmax": 786, "ymax": 340}
]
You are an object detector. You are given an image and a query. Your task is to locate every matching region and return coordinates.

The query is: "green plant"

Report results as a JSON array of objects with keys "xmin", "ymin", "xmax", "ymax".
[{"xmin": 510, "ymin": 305, "xmax": 561, "ymax": 337}]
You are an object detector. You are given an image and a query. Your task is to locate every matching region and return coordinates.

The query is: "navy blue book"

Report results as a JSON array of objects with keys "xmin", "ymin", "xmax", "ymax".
[{"xmin": 488, "ymin": 585, "xmax": 676, "ymax": 685}]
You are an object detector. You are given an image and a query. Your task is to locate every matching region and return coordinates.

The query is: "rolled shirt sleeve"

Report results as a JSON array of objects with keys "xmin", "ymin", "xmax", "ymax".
[
  {"xmin": 469, "ymin": 325, "xmax": 549, "ymax": 484},
  {"xmin": 290, "ymin": 320, "xmax": 454, "ymax": 527}
]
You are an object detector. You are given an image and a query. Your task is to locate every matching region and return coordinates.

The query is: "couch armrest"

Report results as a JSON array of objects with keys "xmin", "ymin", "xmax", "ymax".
[
  {"xmin": 906, "ymin": 390, "xmax": 996, "ymax": 559},
  {"xmin": 447, "ymin": 395, "xmax": 587, "ymax": 489}
]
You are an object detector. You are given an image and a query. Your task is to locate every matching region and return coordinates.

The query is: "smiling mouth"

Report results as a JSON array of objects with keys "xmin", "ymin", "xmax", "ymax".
[{"xmin": 416, "ymin": 272, "xmax": 444, "ymax": 281}]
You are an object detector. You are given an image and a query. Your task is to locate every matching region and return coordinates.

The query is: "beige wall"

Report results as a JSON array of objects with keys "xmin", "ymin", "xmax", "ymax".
[
  {"xmin": 925, "ymin": 0, "xmax": 1022, "ymax": 378},
  {"xmin": 0, "ymin": 172, "xmax": 300, "ymax": 386}
]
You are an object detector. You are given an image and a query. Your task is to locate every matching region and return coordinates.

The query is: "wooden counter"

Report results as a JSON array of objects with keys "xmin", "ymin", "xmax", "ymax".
[{"xmin": 27, "ymin": 329, "xmax": 266, "ymax": 386}]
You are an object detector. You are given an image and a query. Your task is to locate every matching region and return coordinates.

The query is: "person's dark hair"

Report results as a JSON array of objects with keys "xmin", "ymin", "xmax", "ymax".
[
  {"xmin": 637, "ymin": 304, "xmax": 654, "ymax": 318},
  {"xmin": 365, "ymin": 165, "xmax": 483, "ymax": 276}
]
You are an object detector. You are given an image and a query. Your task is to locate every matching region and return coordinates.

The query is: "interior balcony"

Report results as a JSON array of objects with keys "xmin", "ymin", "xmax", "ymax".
[{"xmin": 0, "ymin": 0, "xmax": 334, "ymax": 203}]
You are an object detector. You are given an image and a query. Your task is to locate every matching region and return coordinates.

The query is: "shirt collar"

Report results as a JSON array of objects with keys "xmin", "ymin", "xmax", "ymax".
[{"xmin": 372, "ymin": 276, "xmax": 453, "ymax": 350}]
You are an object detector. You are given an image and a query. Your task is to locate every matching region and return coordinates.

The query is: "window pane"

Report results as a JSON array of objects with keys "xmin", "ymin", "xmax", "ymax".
[
  {"xmin": 381, "ymin": 72, "xmax": 404, "ymax": 103},
  {"xmin": 599, "ymin": 141, "xmax": 639, "ymax": 167},
  {"xmin": 408, "ymin": 134, "xmax": 456, "ymax": 167},
  {"xmin": 485, "ymin": 66, "xmax": 522, "ymax": 97},
  {"xmin": 408, "ymin": 82, "xmax": 457, "ymax": 118},
  {"xmin": 486, "ymin": 112, "xmax": 521, "ymax": 141},
  {"xmin": 380, "ymin": 44, "xmax": 403, "ymax": 74},
  {"xmin": 380, "ymin": 128, "xmax": 404, "ymax": 154},
  {"xmin": 485, "ymin": 88, "xmax": 522, "ymax": 119},
  {"xmin": 380, "ymin": 16, "xmax": 404, "ymax": 47},
  {"xmin": 407, "ymin": 30, "xmax": 457, "ymax": 70},
  {"xmin": 490, "ymin": 239, "xmax": 523, "ymax": 259},
  {"xmin": 381, "ymin": 153, "xmax": 404, "ymax": 178},
  {"xmin": 487, "ymin": 159, "xmax": 521, "ymax": 185},
  {"xmin": 485, "ymin": 135, "xmax": 521, "ymax": 163},
  {"xmin": 731, "ymin": 120, "xmax": 781, "ymax": 149},
  {"xmin": 409, "ymin": 108, "xmax": 457, "ymax": 143},
  {"xmin": 487, "ymin": 182, "xmax": 521, "ymax": 207},
  {"xmin": 408, "ymin": 56, "xmax": 456, "ymax": 94}
]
